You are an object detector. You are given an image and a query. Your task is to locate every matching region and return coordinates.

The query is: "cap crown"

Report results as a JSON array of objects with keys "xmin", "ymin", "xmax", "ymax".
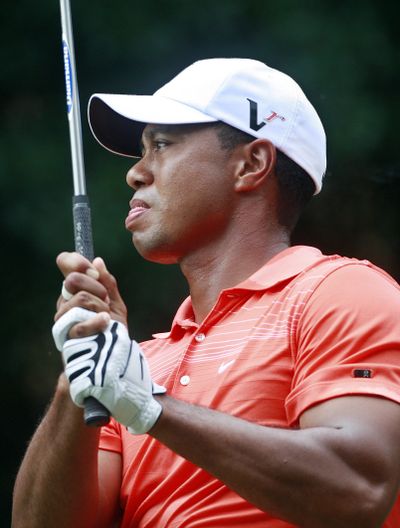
[{"xmin": 156, "ymin": 59, "xmax": 326, "ymax": 193}]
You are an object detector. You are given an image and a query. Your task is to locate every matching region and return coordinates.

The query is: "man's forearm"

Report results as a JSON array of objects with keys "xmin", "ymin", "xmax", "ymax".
[
  {"xmin": 12, "ymin": 375, "xmax": 101, "ymax": 528},
  {"xmin": 151, "ymin": 395, "xmax": 393, "ymax": 528}
]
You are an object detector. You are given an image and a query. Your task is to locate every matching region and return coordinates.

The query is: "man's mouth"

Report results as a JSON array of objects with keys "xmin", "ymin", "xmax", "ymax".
[{"xmin": 125, "ymin": 199, "xmax": 150, "ymax": 228}]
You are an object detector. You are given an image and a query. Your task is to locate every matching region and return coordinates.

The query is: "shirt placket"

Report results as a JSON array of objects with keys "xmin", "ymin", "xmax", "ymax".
[{"xmin": 171, "ymin": 291, "xmax": 245, "ymax": 393}]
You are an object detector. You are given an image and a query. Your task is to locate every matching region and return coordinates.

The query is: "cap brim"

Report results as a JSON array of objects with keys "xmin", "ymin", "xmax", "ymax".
[{"xmin": 88, "ymin": 94, "xmax": 217, "ymax": 157}]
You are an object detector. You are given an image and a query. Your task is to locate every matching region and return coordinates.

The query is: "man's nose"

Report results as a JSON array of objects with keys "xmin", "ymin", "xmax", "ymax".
[{"xmin": 126, "ymin": 158, "xmax": 154, "ymax": 190}]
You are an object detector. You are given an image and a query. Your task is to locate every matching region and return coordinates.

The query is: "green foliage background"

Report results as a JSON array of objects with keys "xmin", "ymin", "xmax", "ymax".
[{"xmin": 1, "ymin": 0, "xmax": 399, "ymax": 523}]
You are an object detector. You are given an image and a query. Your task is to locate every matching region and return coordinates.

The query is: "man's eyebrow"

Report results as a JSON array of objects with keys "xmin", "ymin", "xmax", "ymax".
[
  {"xmin": 142, "ymin": 125, "xmax": 178, "ymax": 141},
  {"xmin": 140, "ymin": 123, "xmax": 216, "ymax": 151},
  {"xmin": 142, "ymin": 123, "xmax": 214, "ymax": 141}
]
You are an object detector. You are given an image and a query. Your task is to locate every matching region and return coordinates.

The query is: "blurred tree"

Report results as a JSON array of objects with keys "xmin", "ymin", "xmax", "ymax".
[{"xmin": 1, "ymin": 0, "xmax": 398, "ymax": 524}]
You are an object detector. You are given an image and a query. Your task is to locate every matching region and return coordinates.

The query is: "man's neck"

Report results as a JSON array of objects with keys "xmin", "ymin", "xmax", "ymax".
[{"xmin": 179, "ymin": 234, "xmax": 290, "ymax": 324}]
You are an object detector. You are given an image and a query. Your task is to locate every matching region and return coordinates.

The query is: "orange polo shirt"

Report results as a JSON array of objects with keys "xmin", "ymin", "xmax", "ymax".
[{"xmin": 100, "ymin": 246, "xmax": 400, "ymax": 527}]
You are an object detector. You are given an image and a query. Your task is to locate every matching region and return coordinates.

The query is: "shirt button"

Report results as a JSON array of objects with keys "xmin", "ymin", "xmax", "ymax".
[
  {"xmin": 180, "ymin": 375, "xmax": 190, "ymax": 386},
  {"xmin": 195, "ymin": 333, "xmax": 205, "ymax": 342}
]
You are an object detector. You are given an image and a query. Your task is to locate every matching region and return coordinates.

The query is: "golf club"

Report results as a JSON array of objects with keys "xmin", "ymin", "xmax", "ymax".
[{"xmin": 60, "ymin": 0, "xmax": 110, "ymax": 427}]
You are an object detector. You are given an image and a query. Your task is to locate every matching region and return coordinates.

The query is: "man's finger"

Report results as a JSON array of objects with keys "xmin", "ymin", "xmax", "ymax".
[
  {"xmin": 55, "ymin": 291, "xmax": 110, "ymax": 321},
  {"xmin": 56, "ymin": 251, "xmax": 99, "ymax": 279},
  {"xmin": 92, "ymin": 257, "xmax": 127, "ymax": 321},
  {"xmin": 68, "ymin": 312, "xmax": 111, "ymax": 339},
  {"xmin": 93, "ymin": 257, "xmax": 120, "ymax": 298},
  {"xmin": 63, "ymin": 271, "xmax": 109, "ymax": 303},
  {"xmin": 52, "ymin": 307, "xmax": 110, "ymax": 351}
]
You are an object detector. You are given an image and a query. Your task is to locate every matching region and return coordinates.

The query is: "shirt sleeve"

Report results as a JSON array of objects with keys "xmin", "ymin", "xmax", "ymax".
[
  {"xmin": 286, "ymin": 263, "xmax": 400, "ymax": 425},
  {"xmin": 99, "ymin": 417, "xmax": 122, "ymax": 453}
]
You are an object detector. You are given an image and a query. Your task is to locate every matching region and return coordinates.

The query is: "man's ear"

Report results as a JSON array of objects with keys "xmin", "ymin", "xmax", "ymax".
[{"xmin": 233, "ymin": 139, "xmax": 276, "ymax": 192}]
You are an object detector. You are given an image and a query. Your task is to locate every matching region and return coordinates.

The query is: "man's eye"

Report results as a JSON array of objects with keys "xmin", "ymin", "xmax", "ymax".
[{"xmin": 153, "ymin": 140, "xmax": 169, "ymax": 150}]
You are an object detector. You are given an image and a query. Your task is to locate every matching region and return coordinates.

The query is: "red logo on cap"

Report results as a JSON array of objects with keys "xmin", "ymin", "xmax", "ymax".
[
  {"xmin": 247, "ymin": 99, "xmax": 285, "ymax": 131},
  {"xmin": 265, "ymin": 111, "xmax": 286, "ymax": 123}
]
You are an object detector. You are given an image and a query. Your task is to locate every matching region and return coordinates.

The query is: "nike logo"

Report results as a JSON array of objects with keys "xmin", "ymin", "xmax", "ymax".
[{"xmin": 218, "ymin": 359, "xmax": 236, "ymax": 374}]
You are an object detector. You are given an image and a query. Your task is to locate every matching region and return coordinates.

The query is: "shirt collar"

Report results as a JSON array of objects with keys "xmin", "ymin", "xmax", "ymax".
[
  {"xmin": 153, "ymin": 246, "xmax": 323, "ymax": 339},
  {"xmin": 235, "ymin": 245, "xmax": 323, "ymax": 290}
]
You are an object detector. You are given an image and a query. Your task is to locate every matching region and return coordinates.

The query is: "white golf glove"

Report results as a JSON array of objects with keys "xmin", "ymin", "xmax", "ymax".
[{"xmin": 52, "ymin": 307, "xmax": 166, "ymax": 434}]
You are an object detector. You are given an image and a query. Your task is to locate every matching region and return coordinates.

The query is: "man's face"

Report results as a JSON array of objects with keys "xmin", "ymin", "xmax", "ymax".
[{"xmin": 125, "ymin": 123, "xmax": 239, "ymax": 264}]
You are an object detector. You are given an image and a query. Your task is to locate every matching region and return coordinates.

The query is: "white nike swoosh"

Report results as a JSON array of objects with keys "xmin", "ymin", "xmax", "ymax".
[{"xmin": 218, "ymin": 359, "xmax": 236, "ymax": 374}]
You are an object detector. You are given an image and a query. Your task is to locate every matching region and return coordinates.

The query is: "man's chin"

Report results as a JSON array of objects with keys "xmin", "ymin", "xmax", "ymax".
[{"xmin": 132, "ymin": 237, "xmax": 179, "ymax": 265}]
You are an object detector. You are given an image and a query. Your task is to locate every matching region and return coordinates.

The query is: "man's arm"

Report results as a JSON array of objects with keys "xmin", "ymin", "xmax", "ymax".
[
  {"xmin": 12, "ymin": 377, "xmax": 122, "ymax": 528},
  {"xmin": 150, "ymin": 394, "xmax": 400, "ymax": 528}
]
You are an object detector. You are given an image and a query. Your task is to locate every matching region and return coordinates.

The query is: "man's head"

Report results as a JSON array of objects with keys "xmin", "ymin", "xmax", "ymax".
[{"xmin": 88, "ymin": 58, "xmax": 326, "ymax": 196}]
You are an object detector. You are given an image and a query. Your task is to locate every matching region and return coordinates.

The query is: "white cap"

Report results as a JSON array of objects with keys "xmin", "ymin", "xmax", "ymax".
[{"xmin": 88, "ymin": 58, "xmax": 326, "ymax": 193}]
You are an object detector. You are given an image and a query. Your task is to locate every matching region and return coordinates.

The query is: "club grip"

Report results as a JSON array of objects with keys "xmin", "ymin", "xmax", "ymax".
[
  {"xmin": 72, "ymin": 195, "xmax": 95, "ymax": 262},
  {"xmin": 72, "ymin": 195, "xmax": 110, "ymax": 427},
  {"xmin": 83, "ymin": 397, "xmax": 110, "ymax": 427}
]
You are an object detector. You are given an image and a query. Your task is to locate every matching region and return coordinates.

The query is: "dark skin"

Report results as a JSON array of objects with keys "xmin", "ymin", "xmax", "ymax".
[{"xmin": 12, "ymin": 124, "xmax": 400, "ymax": 528}]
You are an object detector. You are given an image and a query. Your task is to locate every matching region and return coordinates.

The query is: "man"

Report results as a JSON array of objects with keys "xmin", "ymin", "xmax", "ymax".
[{"xmin": 12, "ymin": 58, "xmax": 400, "ymax": 527}]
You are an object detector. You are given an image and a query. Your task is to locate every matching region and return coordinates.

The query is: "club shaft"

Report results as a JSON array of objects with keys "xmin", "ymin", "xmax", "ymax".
[{"xmin": 60, "ymin": 0, "xmax": 86, "ymax": 196}]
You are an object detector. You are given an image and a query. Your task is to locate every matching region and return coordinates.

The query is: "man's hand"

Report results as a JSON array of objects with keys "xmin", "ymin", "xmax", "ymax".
[
  {"xmin": 53, "ymin": 307, "xmax": 166, "ymax": 434},
  {"xmin": 55, "ymin": 252, "xmax": 128, "ymax": 338}
]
